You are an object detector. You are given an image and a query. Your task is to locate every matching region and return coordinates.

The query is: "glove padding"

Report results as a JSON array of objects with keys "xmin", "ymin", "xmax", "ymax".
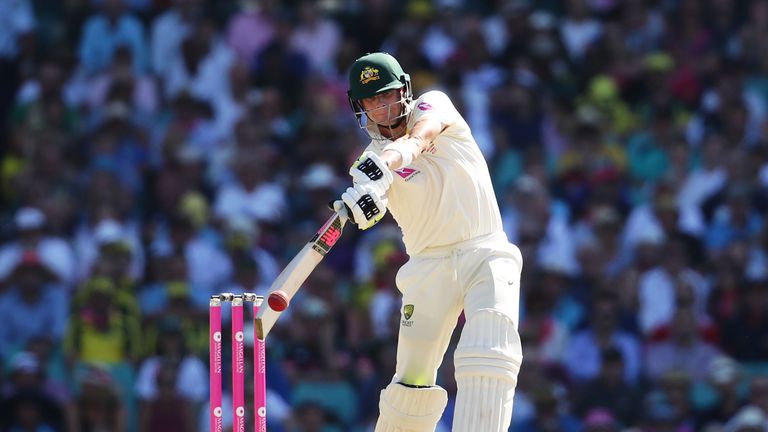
[
  {"xmin": 340, "ymin": 184, "xmax": 387, "ymax": 230},
  {"xmin": 349, "ymin": 151, "xmax": 393, "ymax": 198}
]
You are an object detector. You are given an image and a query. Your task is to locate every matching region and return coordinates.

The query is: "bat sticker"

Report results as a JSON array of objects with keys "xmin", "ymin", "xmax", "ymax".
[{"xmin": 311, "ymin": 215, "xmax": 343, "ymax": 255}]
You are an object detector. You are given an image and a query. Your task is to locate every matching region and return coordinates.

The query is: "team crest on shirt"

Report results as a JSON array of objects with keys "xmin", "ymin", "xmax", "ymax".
[
  {"xmin": 360, "ymin": 67, "xmax": 380, "ymax": 84},
  {"xmin": 394, "ymin": 167, "xmax": 420, "ymax": 181},
  {"xmin": 402, "ymin": 304, "xmax": 415, "ymax": 327}
]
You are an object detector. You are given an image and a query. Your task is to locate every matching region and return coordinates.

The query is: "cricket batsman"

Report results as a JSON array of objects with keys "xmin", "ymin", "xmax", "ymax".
[{"xmin": 333, "ymin": 52, "xmax": 523, "ymax": 431}]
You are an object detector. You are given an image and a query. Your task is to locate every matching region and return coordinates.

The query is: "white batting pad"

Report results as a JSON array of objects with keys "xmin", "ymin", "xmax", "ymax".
[
  {"xmin": 452, "ymin": 309, "xmax": 523, "ymax": 432},
  {"xmin": 375, "ymin": 382, "xmax": 447, "ymax": 432}
]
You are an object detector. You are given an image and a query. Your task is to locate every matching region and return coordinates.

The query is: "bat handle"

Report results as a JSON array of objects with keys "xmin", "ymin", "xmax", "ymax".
[{"xmin": 328, "ymin": 200, "xmax": 355, "ymax": 224}]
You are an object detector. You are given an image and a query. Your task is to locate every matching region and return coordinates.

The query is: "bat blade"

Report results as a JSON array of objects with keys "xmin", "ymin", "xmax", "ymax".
[{"xmin": 255, "ymin": 211, "xmax": 347, "ymax": 339}]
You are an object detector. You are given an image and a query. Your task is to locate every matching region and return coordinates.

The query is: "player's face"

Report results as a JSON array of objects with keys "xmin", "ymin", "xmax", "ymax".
[{"xmin": 360, "ymin": 89, "xmax": 403, "ymax": 126}]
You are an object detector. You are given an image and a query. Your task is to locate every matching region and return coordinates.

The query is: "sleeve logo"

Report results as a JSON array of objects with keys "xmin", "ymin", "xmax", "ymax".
[
  {"xmin": 417, "ymin": 102, "xmax": 433, "ymax": 111},
  {"xmin": 394, "ymin": 167, "xmax": 419, "ymax": 180}
]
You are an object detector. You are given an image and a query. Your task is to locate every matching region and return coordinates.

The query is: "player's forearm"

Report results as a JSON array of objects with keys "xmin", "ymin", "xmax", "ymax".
[
  {"xmin": 382, "ymin": 117, "xmax": 446, "ymax": 170},
  {"xmin": 380, "ymin": 138, "xmax": 420, "ymax": 170}
]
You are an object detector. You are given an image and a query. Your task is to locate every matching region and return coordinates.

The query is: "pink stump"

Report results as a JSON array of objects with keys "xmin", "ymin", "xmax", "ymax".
[
  {"xmin": 232, "ymin": 296, "xmax": 246, "ymax": 432},
  {"xmin": 209, "ymin": 297, "xmax": 223, "ymax": 432},
  {"xmin": 254, "ymin": 297, "xmax": 267, "ymax": 432}
]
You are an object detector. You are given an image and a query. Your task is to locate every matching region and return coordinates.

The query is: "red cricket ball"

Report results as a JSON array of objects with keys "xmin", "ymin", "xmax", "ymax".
[{"xmin": 268, "ymin": 291, "xmax": 290, "ymax": 311}]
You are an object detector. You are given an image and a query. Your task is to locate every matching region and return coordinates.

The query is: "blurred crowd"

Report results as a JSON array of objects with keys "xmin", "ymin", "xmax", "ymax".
[{"xmin": 0, "ymin": 0, "xmax": 768, "ymax": 431}]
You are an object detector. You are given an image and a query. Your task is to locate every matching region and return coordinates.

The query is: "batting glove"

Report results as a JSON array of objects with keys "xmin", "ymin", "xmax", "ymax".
[
  {"xmin": 349, "ymin": 151, "xmax": 393, "ymax": 198},
  {"xmin": 340, "ymin": 184, "xmax": 387, "ymax": 230}
]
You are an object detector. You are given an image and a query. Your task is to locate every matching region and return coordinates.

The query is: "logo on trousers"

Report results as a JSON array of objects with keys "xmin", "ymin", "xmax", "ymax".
[
  {"xmin": 403, "ymin": 304, "xmax": 414, "ymax": 320},
  {"xmin": 402, "ymin": 304, "xmax": 414, "ymax": 327}
]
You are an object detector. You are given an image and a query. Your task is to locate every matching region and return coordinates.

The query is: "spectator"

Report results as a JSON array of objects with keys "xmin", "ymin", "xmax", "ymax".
[
  {"xmin": 559, "ymin": 0, "xmax": 603, "ymax": 62},
  {"xmin": 0, "ymin": 251, "xmax": 67, "ymax": 359},
  {"xmin": 291, "ymin": 401, "xmax": 343, "ymax": 432},
  {"xmin": 138, "ymin": 360, "xmax": 196, "ymax": 432},
  {"xmin": 0, "ymin": 389, "xmax": 61, "ymax": 432},
  {"xmin": 0, "ymin": 0, "xmax": 35, "ymax": 147},
  {"xmin": 155, "ymin": 211, "xmax": 232, "ymax": 299},
  {"xmin": 677, "ymin": 133, "xmax": 729, "ymax": 219},
  {"xmin": 698, "ymin": 356, "xmax": 745, "ymax": 430},
  {"xmin": 64, "ymin": 277, "xmax": 142, "ymax": 366},
  {"xmin": 574, "ymin": 204, "xmax": 628, "ymax": 281},
  {"xmin": 213, "ymin": 147, "xmax": 286, "ymax": 225},
  {"xmin": 22, "ymin": 337, "xmax": 72, "ymax": 405},
  {"xmin": 723, "ymin": 405, "xmax": 768, "ymax": 432},
  {"xmin": 635, "ymin": 232, "xmax": 710, "ymax": 336},
  {"xmin": 564, "ymin": 291, "xmax": 641, "ymax": 384},
  {"xmin": 554, "ymin": 119, "xmax": 626, "ymax": 211},
  {"xmin": 658, "ymin": 371, "xmax": 696, "ymax": 431},
  {"xmin": 84, "ymin": 45, "xmax": 158, "ymax": 118},
  {"xmin": 13, "ymin": 57, "xmax": 82, "ymax": 135},
  {"xmin": 76, "ymin": 218, "xmax": 143, "ymax": 286},
  {"xmin": 748, "ymin": 376, "xmax": 768, "ymax": 417},
  {"xmin": 418, "ymin": 2, "xmax": 460, "ymax": 69},
  {"xmin": 225, "ymin": 0, "xmax": 277, "ymax": 65},
  {"xmin": 518, "ymin": 286, "xmax": 570, "ymax": 367},
  {"xmin": 572, "ymin": 347, "xmax": 643, "ymax": 427},
  {"xmin": 644, "ymin": 307, "xmax": 721, "ymax": 383},
  {"xmin": 0, "ymin": 352, "xmax": 68, "ymax": 431},
  {"xmin": 162, "ymin": 18, "xmax": 236, "ymax": 129},
  {"xmin": 706, "ymin": 183, "xmax": 764, "ymax": 255},
  {"xmin": 145, "ymin": 282, "xmax": 208, "ymax": 357},
  {"xmin": 221, "ymin": 216, "xmax": 278, "ymax": 291},
  {"xmin": 503, "ymin": 176, "xmax": 578, "ymax": 278},
  {"xmin": 536, "ymin": 255, "xmax": 584, "ymax": 331},
  {"xmin": 578, "ymin": 76, "xmax": 636, "ymax": 137},
  {"xmin": 135, "ymin": 319, "xmax": 207, "ymax": 404},
  {"xmin": 513, "ymin": 380, "xmax": 581, "ymax": 432},
  {"xmin": 0, "ymin": 207, "xmax": 76, "ymax": 287},
  {"xmin": 139, "ymin": 252, "xmax": 201, "ymax": 317},
  {"xmin": 149, "ymin": 0, "xmax": 203, "ymax": 77},
  {"xmin": 77, "ymin": 0, "xmax": 149, "ymax": 75},
  {"xmin": 290, "ymin": 0, "xmax": 341, "ymax": 77},
  {"xmin": 639, "ymin": 389, "xmax": 692, "ymax": 432},
  {"xmin": 251, "ymin": 10, "xmax": 310, "ymax": 115},
  {"xmin": 720, "ymin": 279, "xmax": 768, "ymax": 361},
  {"xmin": 582, "ymin": 408, "xmax": 619, "ymax": 432},
  {"xmin": 73, "ymin": 364, "xmax": 127, "ymax": 432},
  {"xmin": 491, "ymin": 77, "xmax": 543, "ymax": 161}
]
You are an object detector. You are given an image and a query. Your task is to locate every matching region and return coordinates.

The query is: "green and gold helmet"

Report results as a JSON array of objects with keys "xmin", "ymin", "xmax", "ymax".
[
  {"xmin": 348, "ymin": 52, "xmax": 410, "ymax": 101},
  {"xmin": 347, "ymin": 52, "xmax": 413, "ymax": 134}
]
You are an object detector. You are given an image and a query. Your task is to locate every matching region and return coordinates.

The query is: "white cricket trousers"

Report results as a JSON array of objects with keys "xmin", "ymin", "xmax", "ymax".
[{"xmin": 390, "ymin": 231, "xmax": 523, "ymax": 431}]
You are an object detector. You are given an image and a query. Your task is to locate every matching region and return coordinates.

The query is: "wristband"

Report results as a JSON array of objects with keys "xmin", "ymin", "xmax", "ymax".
[{"xmin": 383, "ymin": 138, "xmax": 420, "ymax": 168}]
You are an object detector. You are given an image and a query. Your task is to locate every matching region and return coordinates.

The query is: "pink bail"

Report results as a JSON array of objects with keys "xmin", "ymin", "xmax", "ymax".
[
  {"xmin": 209, "ymin": 297, "xmax": 223, "ymax": 432},
  {"xmin": 254, "ymin": 297, "xmax": 267, "ymax": 432},
  {"xmin": 232, "ymin": 296, "xmax": 246, "ymax": 432}
]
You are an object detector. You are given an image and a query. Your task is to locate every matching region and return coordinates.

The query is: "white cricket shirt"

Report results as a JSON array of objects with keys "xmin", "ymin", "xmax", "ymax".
[{"xmin": 363, "ymin": 90, "xmax": 503, "ymax": 255}]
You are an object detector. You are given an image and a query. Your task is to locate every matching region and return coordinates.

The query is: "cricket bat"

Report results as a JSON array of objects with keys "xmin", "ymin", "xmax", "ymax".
[{"xmin": 255, "ymin": 208, "xmax": 349, "ymax": 340}]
